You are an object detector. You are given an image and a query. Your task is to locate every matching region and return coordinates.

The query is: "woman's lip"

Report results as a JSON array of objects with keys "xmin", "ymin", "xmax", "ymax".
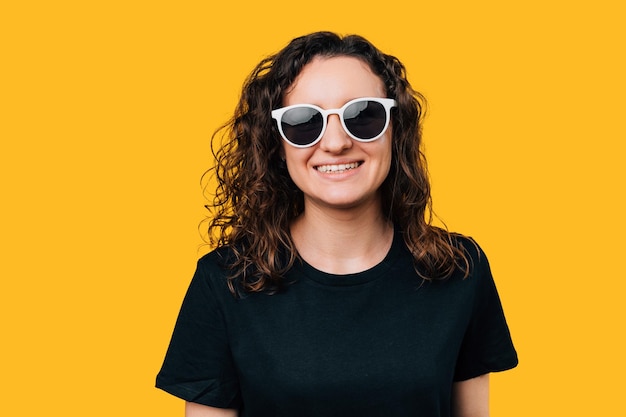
[{"xmin": 313, "ymin": 160, "xmax": 363, "ymax": 167}]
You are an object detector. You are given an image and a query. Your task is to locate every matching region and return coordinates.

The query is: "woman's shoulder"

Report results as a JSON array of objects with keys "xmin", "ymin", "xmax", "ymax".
[
  {"xmin": 197, "ymin": 245, "xmax": 234, "ymax": 267},
  {"xmin": 192, "ymin": 246, "xmax": 237, "ymax": 288},
  {"xmin": 446, "ymin": 232, "xmax": 491, "ymax": 277},
  {"xmin": 450, "ymin": 233, "xmax": 483, "ymax": 257}
]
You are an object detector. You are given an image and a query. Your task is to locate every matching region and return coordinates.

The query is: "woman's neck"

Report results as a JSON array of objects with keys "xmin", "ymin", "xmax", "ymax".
[{"xmin": 289, "ymin": 202, "xmax": 394, "ymax": 275}]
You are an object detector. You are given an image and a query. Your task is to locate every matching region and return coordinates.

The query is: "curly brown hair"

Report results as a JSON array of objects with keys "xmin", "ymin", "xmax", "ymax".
[{"xmin": 203, "ymin": 31, "xmax": 470, "ymax": 294}]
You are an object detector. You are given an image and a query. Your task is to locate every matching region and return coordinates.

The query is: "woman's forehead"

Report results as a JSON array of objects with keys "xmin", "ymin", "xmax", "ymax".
[{"xmin": 284, "ymin": 56, "xmax": 385, "ymax": 107}]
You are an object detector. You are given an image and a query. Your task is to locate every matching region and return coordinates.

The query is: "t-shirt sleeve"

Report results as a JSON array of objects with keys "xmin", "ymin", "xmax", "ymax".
[
  {"xmin": 453, "ymin": 242, "xmax": 518, "ymax": 381},
  {"xmin": 156, "ymin": 258, "xmax": 241, "ymax": 408}
]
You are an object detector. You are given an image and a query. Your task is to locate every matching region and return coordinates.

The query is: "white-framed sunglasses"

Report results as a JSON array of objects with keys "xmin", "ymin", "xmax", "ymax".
[{"xmin": 271, "ymin": 97, "xmax": 397, "ymax": 148}]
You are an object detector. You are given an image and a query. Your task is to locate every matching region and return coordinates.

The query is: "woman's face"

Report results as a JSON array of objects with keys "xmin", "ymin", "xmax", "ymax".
[{"xmin": 281, "ymin": 56, "xmax": 393, "ymax": 212}]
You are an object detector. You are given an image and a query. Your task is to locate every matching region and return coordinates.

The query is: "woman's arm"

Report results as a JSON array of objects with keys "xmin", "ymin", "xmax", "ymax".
[
  {"xmin": 451, "ymin": 374, "xmax": 490, "ymax": 417},
  {"xmin": 185, "ymin": 402, "xmax": 237, "ymax": 417}
]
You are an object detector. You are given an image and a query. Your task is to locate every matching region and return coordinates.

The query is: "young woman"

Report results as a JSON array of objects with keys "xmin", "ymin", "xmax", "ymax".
[{"xmin": 156, "ymin": 31, "xmax": 517, "ymax": 417}]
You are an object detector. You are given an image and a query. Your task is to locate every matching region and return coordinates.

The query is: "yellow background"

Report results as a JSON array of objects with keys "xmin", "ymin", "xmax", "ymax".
[{"xmin": 1, "ymin": 0, "xmax": 624, "ymax": 415}]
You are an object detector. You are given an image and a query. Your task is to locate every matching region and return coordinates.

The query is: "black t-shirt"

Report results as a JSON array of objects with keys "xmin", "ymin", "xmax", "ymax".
[{"xmin": 156, "ymin": 234, "xmax": 518, "ymax": 416}]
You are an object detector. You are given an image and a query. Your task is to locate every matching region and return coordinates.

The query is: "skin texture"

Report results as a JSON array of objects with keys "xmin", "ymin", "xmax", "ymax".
[
  {"xmin": 452, "ymin": 374, "xmax": 490, "ymax": 417},
  {"xmin": 185, "ymin": 401, "xmax": 236, "ymax": 417},
  {"xmin": 185, "ymin": 55, "xmax": 490, "ymax": 417}
]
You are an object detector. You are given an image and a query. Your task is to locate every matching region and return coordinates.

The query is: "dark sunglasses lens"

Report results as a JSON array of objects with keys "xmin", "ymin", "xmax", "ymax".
[
  {"xmin": 280, "ymin": 107, "xmax": 324, "ymax": 146},
  {"xmin": 344, "ymin": 100, "xmax": 387, "ymax": 140}
]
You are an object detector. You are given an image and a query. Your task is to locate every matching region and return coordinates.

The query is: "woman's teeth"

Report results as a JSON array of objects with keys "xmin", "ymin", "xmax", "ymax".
[{"xmin": 316, "ymin": 162, "xmax": 360, "ymax": 173}]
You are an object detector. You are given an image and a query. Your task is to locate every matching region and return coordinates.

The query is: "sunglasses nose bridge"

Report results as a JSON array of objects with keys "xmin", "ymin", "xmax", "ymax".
[
  {"xmin": 324, "ymin": 108, "xmax": 343, "ymax": 121},
  {"xmin": 322, "ymin": 108, "xmax": 346, "ymax": 133},
  {"xmin": 319, "ymin": 108, "xmax": 352, "ymax": 151},
  {"xmin": 322, "ymin": 108, "xmax": 345, "ymax": 132}
]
